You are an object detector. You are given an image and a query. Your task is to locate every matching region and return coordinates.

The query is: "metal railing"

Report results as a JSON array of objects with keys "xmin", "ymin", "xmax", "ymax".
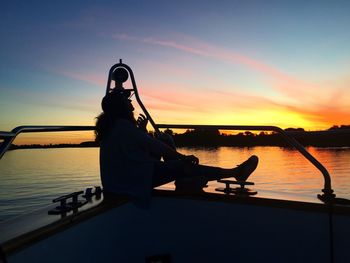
[
  {"xmin": 0, "ymin": 123, "xmax": 336, "ymax": 202},
  {"xmin": 0, "ymin": 125, "xmax": 95, "ymax": 159}
]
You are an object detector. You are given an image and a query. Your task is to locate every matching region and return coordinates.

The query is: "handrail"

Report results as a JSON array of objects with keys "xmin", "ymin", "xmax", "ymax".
[
  {"xmin": 0, "ymin": 132, "xmax": 16, "ymax": 138},
  {"xmin": 0, "ymin": 126, "xmax": 95, "ymax": 159},
  {"xmin": 155, "ymin": 124, "xmax": 335, "ymax": 202}
]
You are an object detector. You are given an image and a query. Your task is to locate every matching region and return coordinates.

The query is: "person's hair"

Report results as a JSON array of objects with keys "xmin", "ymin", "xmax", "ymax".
[{"xmin": 95, "ymin": 91, "xmax": 136, "ymax": 142}]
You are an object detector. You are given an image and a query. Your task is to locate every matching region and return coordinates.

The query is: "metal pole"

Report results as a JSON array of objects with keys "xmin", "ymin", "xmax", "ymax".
[{"xmin": 105, "ymin": 61, "xmax": 161, "ymax": 135}]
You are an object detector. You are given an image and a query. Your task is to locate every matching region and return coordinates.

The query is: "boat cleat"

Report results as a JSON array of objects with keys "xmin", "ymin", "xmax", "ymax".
[
  {"xmin": 82, "ymin": 187, "xmax": 94, "ymax": 200},
  {"xmin": 48, "ymin": 191, "xmax": 87, "ymax": 215},
  {"xmin": 82, "ymin": 186, "xmax": 103, "ymax": 201},
  {"xmin": 216, "ymin": 179, "xmax": 257, "ymax": 196}
]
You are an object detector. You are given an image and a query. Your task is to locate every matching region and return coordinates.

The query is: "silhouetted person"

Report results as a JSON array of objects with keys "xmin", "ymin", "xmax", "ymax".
[{"xmin": 95, "ymin": 89, "xmax": 258, "ymax": 206}]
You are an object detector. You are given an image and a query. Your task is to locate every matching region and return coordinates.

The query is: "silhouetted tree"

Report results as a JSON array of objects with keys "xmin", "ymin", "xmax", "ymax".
[{"xmin": 285, "ymin": 128, "xmax": 305, "ymax": 132}]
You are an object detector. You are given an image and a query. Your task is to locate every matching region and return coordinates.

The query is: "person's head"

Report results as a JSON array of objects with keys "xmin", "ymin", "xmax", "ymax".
[
  {"xmin": 95, "ymin": 89, "xmax": 135, "ymax": 142},
  {"xmin": 101, "ymin": 89, "xmax": 134, "ymax": 117}
]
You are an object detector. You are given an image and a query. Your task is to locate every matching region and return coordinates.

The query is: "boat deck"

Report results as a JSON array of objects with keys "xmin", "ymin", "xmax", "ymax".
[
  {"xmin": 1, "ymin": 189, "xmax": 350, "ymax": 263},
  {"xmin": 157, "ymin": 181, "xmax": 324, "ymax": 204}
]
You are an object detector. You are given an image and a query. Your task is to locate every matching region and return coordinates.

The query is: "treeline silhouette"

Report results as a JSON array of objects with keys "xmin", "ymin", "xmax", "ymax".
[
  {"xmin": 9, "ymin": 143, "xmax": 95, "ymax": 150},
  {"xmin": 170, "ymin": 126, "xmax": 350, "ymax": 147},
  {"xmin": 8, "ymin": 125, "xmax": 350, "ymax": 149}
]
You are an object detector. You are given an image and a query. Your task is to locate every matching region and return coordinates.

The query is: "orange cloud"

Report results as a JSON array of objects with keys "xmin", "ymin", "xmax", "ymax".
[
  {"xmin": 285, "ymin": 104, "xmax": 350, "ymax": 128},
  {"xmin": 136, "ymin": 82, "xmax": 349, "ymax": 130},
  {"xmin": 113, "ymin": 33, "xmax": 297, "ymax": 84}
]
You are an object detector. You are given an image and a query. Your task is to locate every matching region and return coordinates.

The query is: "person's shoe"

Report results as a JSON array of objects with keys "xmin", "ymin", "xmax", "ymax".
[{"xmin": 235, "ymin": 155, "xmax": 259, "ymax": 182}]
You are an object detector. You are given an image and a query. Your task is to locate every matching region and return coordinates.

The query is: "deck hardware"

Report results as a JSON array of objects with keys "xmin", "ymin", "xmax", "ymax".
[
  {"xmin": 95, "ymin": 186, "xmax": 102, "ymax": 200},
  {"xmin": 82, "ymin": 186, "xmax": 103, "ymax": 201},
  {"xmin": 67, "ymin": 191, "xmax": 87, "ymax": 209},
  {"xmin": 216, "ymin": 179, "xmax": 257, "ymax": 196},
  {"xmin": 95, "ymin": 186, "xmax": 102, "ymax": 195},
  {"xmin": 82, "ymin": 187, "xmax": 94, "ymax": 200},
  {"xmin": 48, "ymin": 191, "xmax": 87, "ymax": 215},
  {"xmin": 49, "ymin": 195, "xmax": 70, "ymax": 215}
]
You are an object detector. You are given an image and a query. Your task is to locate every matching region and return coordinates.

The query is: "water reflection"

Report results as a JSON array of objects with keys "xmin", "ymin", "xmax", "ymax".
[
  {"xmin": 178, "ymin": 146, "xmax": 350, "ymax": 198},
  {"xmin": 0, "ymin": 148, "xmax": 100, "ymax": 221},
  {"xmin": 0, "ymin": 146, "xmax": 349, "ymax": 221}
]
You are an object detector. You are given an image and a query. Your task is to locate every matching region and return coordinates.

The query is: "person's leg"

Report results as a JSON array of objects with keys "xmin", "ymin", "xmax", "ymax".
[
  {"xmin": 152, "ymin": 160, "xmax": 208, "ymax": 192},
  {"xmin": 152, "ymin": 160, "xmax": 186, "ymax": 188},
  {"xmin": 153, "ymin": 133, "xmax": 259, "ymax": 182},
  {"xmin": 191, "ymin": 155, "xmax": 259, "ymax": 181},
  {"xmin": 152, "ymin": 155, "xmax": 259, "ymax": 187},
  {"xmin": 151, "ymin": 133, "xmax": 177, "ymax": 161}
]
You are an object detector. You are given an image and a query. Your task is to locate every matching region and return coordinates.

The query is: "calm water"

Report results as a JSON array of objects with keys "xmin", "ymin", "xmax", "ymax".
[{"xmin": 0, "ymin": 147, "xmax": 349, "ymax": 221}]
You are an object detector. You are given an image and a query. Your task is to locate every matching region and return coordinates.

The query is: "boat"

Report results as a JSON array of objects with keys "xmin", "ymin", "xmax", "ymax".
[{"xmin": 1, "ymin": 60, "xmax": 350, "ymax": 263}]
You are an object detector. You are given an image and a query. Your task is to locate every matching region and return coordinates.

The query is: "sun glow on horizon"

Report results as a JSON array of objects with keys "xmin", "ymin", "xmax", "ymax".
[{"xmin": 11, "ymin": 131, "xmax": 96, "ymax": 146}]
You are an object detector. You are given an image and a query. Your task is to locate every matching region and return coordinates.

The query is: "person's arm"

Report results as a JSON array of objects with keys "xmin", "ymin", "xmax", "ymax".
[
  {"xmin": 132, "ymin": 116, "xmax": 198, "ymax": 164},
  {"xmin": 146, "ymin": 136, "xmax": 199, "ymax": 164}
]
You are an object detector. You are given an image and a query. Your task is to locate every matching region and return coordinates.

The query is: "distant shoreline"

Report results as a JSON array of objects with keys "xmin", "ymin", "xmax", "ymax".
[{"xmin": 8, "ymin": 127, "xmax": 350, "ymax": 149}]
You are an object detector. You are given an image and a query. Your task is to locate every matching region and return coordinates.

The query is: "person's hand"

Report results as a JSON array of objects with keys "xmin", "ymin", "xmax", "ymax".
[
  {"xmin": 181, "ymin": 154, "xmax": 199, "ymax": 165},
  {"xmin": 137, "ymin": 114, "xmax": 148, "ymax": 132}
]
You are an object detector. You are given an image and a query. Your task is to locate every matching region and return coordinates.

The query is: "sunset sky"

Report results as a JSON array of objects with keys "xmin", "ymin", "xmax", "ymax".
[{"xmin": 1, "ymin": 1, "xmax": 350, "ymax": 143}]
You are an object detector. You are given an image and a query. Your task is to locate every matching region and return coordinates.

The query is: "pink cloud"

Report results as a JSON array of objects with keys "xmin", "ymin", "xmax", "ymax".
[
  {"xmin": 113, "ymin": 33, "xmax": 337, "ymax": 101},
  {"xmin": 113, "ymin": 33, "xmax": 294, "ymax": 82},
  {"xmin": 137, "ymin": 59, "xmax": 196, "ymax": 79},
  {"xmin": 138, "ymin": 83, "xmax": 282, "ymax": 116},
  {"xmin": 58, "ymin": 70, "xmax": 106, "ymax": 87},
  {"xmin": 115, "ymin": 33, "xmax": 350, "ymax": 128}
]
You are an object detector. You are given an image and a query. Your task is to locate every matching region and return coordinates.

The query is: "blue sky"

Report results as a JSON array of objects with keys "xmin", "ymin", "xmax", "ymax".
[{"xmin": 1, "ymin": 0, "xmax": 350, "ymax": 142}]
